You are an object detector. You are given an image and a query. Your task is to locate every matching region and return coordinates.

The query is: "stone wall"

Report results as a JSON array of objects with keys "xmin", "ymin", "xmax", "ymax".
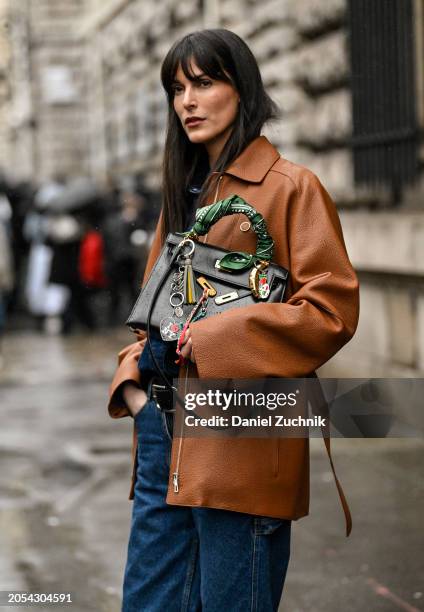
[
  {"xmin": 6, "ymin": 0, "xmax": 88, "ymax": 182},
  {"xmin": 82, "ymin": 0, "xmax": 206, "ymax": 188},
  {"xmin": 83, "ymin": 0, "xmax": 356, "ymax": 198},
  {"xmin": 3, "ymin": 0, "xmax": 424, "ymax": 376},
  {"xmin": 0, "ymin": 0, "xmax": 10, "ymax": 174}
]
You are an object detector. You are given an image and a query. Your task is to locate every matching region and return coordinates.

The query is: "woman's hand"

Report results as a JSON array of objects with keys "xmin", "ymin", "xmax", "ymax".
[
  {"xmin": 122, "ymin": 382, "xmax": 148, "ymax": 418},
  {"xmin": 178, "ymin": 327, "xmax": 196, "ymax": 363}
]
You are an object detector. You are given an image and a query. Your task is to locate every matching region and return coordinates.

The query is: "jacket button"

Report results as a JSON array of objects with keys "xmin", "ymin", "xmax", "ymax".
[{"xmin": 240, "ymin": 221, "xmax": 251, "ymax": 232}]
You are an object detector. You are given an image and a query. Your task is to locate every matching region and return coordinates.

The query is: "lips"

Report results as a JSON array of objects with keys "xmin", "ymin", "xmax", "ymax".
[{"xmin": 185, "ymin": 117, "xmax": 205, "ymax": 126}]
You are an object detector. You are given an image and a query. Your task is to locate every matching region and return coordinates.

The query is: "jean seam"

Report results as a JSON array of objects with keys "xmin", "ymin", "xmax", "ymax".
[
  {"xmin": 161, "ymin": 411, "xmax": 173, "ymax": 443},
  {"xmin": 162, "ymin": 412, "xmax": 173, "ymax": 468},
  {"xmin": 180, "ymin": 536, "xmax": 198, "ymax": 612}
]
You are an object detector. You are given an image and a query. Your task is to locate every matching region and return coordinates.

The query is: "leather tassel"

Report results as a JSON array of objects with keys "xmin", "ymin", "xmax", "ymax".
[{"xmin": 183, "ymin": 257, "xmax": 197, "ymax": 304}]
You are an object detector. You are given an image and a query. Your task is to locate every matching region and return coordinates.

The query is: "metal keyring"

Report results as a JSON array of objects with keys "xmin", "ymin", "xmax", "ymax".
[
  {"xmin": 170, "ymin": 292, "xmax": 184, "ymax": 308},
  {"xmin": 177, "ymin": 238, "xmax": 195, "ymax": 258}
]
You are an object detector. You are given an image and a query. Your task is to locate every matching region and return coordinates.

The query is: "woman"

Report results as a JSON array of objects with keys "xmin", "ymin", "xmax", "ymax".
[{"xmin": 108, "ymin": 29, "xmax": 359, "ymax": 611}]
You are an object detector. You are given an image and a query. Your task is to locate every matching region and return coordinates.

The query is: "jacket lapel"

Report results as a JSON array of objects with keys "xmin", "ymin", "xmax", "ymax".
[{"xmin": 204, "ymin": 136, "xmax": 280, "ymax": 250}]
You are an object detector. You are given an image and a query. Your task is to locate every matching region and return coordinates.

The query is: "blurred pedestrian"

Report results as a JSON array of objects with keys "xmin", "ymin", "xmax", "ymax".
[
  {"xmin": 0, "ymin": 188, "xmax": 14, "ymax": 364},
  {"xmin": 6, "ymin": 178, "xmax": 36, "ymax": 316},
  {"xmin": 79, "ymin": 223, "xmax": 108, "ymax": 291},
  {"xmin": 48, "ymin": 211, "xmax": 96, "ymax": 334},
  {"xmin": 24, "ymin": 179, "xmax": 70, "ymax": 331},
  {"xmin": 134, "ymin": 172, "xmax": 161, "ymax": 231},
  {"xmin": 102, "ymin": 191, "xmax": 144, "ymax": 324}
]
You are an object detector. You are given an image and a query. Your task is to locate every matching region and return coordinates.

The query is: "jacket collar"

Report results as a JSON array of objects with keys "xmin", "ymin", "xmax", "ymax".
[{"xmin": 223, "ymin": 135, "xmax": 280, "ymax": 183}]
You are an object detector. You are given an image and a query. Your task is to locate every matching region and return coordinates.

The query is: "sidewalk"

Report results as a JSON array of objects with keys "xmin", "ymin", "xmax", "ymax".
[{"xmin": 0, "ymin": 330, "xmax": 423, "ymax": 611}]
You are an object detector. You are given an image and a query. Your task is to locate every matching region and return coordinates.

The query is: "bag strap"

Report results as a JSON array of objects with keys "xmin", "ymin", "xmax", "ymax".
[
  {"xmin": 322, "ymin": 430, "xmax": 353, "ymax": 537},
  {"xmin": 308, "ymin": 373, "xmax": 353, "ymax": 537}
]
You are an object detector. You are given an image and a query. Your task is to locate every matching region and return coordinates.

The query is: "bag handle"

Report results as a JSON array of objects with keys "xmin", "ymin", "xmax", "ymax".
[{"xmin": 186, "ymin": 195, "xmax": 274, "ymax": 272}]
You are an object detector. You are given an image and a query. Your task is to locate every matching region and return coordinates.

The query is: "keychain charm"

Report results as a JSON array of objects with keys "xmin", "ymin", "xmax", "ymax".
[
  {"xmin": 160, "ymin": 293, "xmax": 185, "ymax": 340},
  {"xmin": 175, "ymin": 288, "xmax": 210, "ymax": 365},
  {"xmin": 196, "ymin": 276, "xmax": 217, "ymax": 297},
  {"xmin": 249, "ymin": 261, "xmax": 270, "ymax": 300},
  {"xmin": 258, "ymin": 272, "xmax": 270, "ymax": 299},
  {"xmin": 160, "ymin": 316, "xmax": 183, "ymax": 341},
  {"xmin": 170, "ymin": 292, "xmax": 184, "ymax": 318},
  {"xmin": 176, "ymin": 239, "xmax": 197, "ymax": 305}
]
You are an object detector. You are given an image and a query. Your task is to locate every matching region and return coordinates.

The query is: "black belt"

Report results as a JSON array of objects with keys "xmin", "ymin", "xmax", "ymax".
[{"xmin": 147, "ymin": 377, "xmax": 176, "ymax": 413}]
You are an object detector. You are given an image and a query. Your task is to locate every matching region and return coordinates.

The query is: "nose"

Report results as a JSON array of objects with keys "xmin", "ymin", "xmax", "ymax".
[{"xmin": 182, "ymin": 84, "xmax": 197, "ymax": 109}]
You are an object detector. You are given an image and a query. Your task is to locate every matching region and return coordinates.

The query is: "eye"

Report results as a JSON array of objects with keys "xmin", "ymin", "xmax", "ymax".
[
  {"xmin": 172, "ymin": 83, "xmax": 184, "ymax": 95},
  {"xmin": 198, "ymin": 79, "xmax": 212, "ymax": 88}
]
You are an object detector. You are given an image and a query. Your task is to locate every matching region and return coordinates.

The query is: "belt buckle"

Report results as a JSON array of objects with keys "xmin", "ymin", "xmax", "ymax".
[{"xmin": 152, "ymin": 383, "xmax": 175, "ymax": 413}]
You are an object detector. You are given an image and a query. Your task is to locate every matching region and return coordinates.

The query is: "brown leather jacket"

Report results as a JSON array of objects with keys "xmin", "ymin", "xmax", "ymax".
[{"xmin": 108, "ymin": 136, "xmax": 360, "ymax": 535}]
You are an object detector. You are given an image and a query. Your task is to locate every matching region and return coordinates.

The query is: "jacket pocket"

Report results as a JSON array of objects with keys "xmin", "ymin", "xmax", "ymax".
[{"xmin": 134, "ymin": 398, "xmax": 152, "ymax": 434}]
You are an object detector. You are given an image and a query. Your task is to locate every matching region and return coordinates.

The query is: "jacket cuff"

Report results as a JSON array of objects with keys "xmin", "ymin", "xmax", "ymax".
[{"xmin": 108, "ymin": 381, "xmax": 132, "ymax": 418}]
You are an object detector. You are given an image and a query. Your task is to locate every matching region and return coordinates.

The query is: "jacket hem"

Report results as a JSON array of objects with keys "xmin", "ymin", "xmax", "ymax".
[{"xmin": 163, "ymin": 496, "xmax": 309, "ymax": 521}]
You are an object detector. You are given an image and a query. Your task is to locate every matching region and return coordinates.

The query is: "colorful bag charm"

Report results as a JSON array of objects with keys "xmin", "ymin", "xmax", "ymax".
[
  {"xmin": 258, "ymin": 271, "xmax": 270, "ymax": 299},
  {"xmin": 248, "ymin": 261, "xmax": 270, "ymax": 300},
  {"xmin": 159, "ymin": 316, "xmax": 183, "ymax": 341},
  {"xmin": 182, "ymin": 255, "xmax": 197, "ymax": 304},
  {"xmin": 175, "ymin": 288, "xmax": 209, "ymax": 365}
]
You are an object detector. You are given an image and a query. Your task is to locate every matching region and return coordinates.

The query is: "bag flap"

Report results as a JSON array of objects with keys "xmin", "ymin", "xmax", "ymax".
[{"xmin": 166, "ymin": 234, "xmax": 288, "ymax": 290}]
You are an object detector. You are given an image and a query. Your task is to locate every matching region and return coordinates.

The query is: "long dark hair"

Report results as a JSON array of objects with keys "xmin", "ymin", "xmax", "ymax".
[{"xmin": 160, "ymin": 28, "xmax": 279, "ymax": 241}]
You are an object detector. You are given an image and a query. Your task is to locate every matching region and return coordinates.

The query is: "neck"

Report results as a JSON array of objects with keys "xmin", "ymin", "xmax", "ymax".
[
  {"xmin": 205, "ymin": 126, "xmax": 233, "ymax": 168},
  {"xmin": 205, "ymin": 141, "xmax": 222, "ymax": 168}
]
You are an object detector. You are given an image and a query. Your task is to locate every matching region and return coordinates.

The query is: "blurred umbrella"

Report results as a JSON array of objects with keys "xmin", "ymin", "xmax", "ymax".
[
  {"xmin": 48, "ymin": 178, "xmax": 101, "ymax": 214},
  {"xmin": 34, "ymin": 181, "xmax": 66, "ymax": 210}
]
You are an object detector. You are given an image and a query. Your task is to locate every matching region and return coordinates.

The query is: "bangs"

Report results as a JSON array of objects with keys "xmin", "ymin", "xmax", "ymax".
[{"xmin": 161, "ymin": 33, "xmax": 233, "ymax": 97}]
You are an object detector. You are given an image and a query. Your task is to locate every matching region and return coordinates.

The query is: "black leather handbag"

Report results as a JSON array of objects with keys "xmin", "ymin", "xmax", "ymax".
[{"xmin": 126, "ymin": 195, "xmax": 289, "ymax": 338}]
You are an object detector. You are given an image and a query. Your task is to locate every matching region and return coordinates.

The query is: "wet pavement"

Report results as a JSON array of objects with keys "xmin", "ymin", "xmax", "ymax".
[
  {"xmin": 1, "ymin": 330, "xmax": 132, "ymax": 612},
  {"xmin": 0, "ymin": 329, "xmax": 423, "ymax": 612}
]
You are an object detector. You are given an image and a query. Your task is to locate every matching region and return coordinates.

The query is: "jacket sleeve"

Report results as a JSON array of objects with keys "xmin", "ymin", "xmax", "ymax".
[
  {"xmin": 108, "ymin": 211, "xmax": 164, "ymax": 418},
  {"xmin": 190, "ymin": 171, "xmax": 360, "ymax": 378}
]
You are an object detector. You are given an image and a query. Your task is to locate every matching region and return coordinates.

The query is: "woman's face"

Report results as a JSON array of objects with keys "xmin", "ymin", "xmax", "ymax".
[{"xmin": 172, "ymin": 60, "xmax": 240, "ymax": 164}]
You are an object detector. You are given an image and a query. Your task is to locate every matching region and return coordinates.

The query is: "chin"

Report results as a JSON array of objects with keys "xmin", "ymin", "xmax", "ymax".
[{"xmin": 185, "ymin": 129, "xmax": 214, "ymax": 145}]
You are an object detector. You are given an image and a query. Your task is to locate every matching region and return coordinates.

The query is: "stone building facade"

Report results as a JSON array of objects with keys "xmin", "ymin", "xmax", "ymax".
[
  {"xmin": 2, "ymin": 0, "xmax": 424, "ymax": 378},
  {"xmin": 4, "ymin": 0, "xmax": 88, "ymax": 180},
  {"xmin": 0, "ymin": 0, "xmax": 10, "ymax": 173}
]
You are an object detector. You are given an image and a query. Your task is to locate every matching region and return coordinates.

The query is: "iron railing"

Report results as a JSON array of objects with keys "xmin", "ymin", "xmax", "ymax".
[{"xmin": 347, "ymin": 0, "xmax": 419, "ymax": 202}]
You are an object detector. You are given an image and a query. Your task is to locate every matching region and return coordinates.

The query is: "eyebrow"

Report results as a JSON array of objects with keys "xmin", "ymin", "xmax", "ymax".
[{"xmin": 172, "ymin": 72, "xmax": 208, "ymax": 84}]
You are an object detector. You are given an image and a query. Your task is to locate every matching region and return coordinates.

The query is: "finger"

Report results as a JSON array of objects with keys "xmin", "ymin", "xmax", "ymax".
[
  {"xmin": 180, "ymin": 337, "xmax": 193, "ymax": 359},
  {"xmin": 186, "ymin": 334, "xmax": 195, "ymax": 362},
  {"xmin": 179, "ymin": 327, "xmax": 190, "ymax": 347}
]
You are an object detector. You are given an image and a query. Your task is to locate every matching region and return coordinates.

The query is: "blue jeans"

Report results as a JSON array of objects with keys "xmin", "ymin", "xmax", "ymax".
[{"xmin": 122, "ymin": 400, "xmax": 292, "ymax": 612}]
